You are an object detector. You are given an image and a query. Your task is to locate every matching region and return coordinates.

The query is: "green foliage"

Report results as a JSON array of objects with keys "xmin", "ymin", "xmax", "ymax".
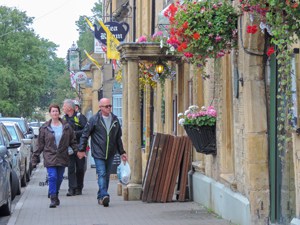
[
  {"xmin": 240, "ymin": 0, "xmax": 300, "ymax": 152},
  {"xmin": 0, "ymin": 6, "xmax": 72, "ymax": 117},
  {"xmin": 165, "ymin": 0, "xmax": 238, "ymax": 71},
  {"xmin": 76, "ymin": 0, "xmax": 103, "ymax": 56}
]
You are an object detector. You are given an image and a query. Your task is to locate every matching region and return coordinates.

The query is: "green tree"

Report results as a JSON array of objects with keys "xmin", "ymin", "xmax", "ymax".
[
  {"xmin": 76, "ymin": 0, "xmax": 103, "ymax": 55},
  {"xmin": 0, "ymin": 6, "xmax": 74, "ymax": 117}
]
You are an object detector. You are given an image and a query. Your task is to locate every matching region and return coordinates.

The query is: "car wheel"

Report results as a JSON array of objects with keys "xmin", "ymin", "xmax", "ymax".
[
  {"xmin": 26, "ymin": 168, "xmax": 31, "ymax": 182},
  {"xmin": 11, "ymin": 170, "xmax": 21, "ymax": 198},
  {"xmin": 21, "ymin": 170, "xmax": 27, "ymax": 187},
  {"xmin": 0, "ymin": 179, "xmax": 12, "ymax": 216}
]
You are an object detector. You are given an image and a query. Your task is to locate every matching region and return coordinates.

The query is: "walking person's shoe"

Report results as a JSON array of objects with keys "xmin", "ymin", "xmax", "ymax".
[
  {"xmin": 102, "ymin": 196, "xmax": 109, "ymax": 207},
  {"xmin": 66, "ymin": 189, "xmax": 75, "ymax": 196},
  {"xmin": 75, "ymin": 189, "xmax": 82, "ymax": 195},
  {"xmin": 98, "ymin": 196, "xmax": 109, "ymax": 207},
  {"xmin": 54, "ymin": 195, "xmax": 60, "ymax": 206},
  {"xmin": 49, "ymin": 195, "xmax": 57, "ymax": 208}
]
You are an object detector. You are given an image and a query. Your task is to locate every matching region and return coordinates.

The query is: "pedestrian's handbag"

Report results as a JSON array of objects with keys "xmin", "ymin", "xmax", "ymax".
[{"xmin": 117, "ymin": 161, "xmax": 131, "ymax": 185}]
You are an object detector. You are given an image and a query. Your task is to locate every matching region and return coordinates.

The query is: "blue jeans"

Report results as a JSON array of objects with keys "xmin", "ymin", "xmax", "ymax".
[
  {"xmin": 47, "ymin": 166, "xmax": 65, "ymax": 196},
  {"xmin": 94, "ymin": 157, "xmax": 114, "ymax": 200}
]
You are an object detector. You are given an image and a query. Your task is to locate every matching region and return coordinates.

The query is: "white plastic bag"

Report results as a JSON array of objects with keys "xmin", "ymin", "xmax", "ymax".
[{"xmin": 117, "ymin": 161, "xmax": 131, "ymax": 185}]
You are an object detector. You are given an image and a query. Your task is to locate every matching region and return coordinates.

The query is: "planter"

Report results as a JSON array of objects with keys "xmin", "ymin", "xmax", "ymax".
[{"xmin": 184, "ymin": 125, "xmax": 216, "ymax": 155}]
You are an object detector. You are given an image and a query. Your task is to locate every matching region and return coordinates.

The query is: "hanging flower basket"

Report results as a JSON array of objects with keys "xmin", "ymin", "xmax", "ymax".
[{"xmin": 184, "ymin": 125, "xmax": 216, "ymax": 155}]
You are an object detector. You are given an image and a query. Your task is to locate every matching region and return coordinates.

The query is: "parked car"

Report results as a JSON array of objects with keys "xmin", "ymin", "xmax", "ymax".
[
  {"xmin": 0, "ymin": 117, "xmax": 37, "ymax": 174},
  {"xmin": 28, "ymin": 121, "xmax": 44, "ymax": 136},
  {"xmin": 3, "ymin": 121, "xmax": 32, "ymax": 186},
  {"xmin": 0, "ymin": 122, "xmax": 21, "ymax": 216}
]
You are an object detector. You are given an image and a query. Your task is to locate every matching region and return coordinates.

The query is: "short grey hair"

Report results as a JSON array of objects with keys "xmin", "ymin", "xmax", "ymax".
[{"xmin": 63, "ymin": 99, "xmax": 75, "ymax": 109}]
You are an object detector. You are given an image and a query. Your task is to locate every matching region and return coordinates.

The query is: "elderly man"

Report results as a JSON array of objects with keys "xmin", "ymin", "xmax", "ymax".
[
  {"xmin": 77, "ymin": 98, "xmax": 127, "ymax": 207},
  {"xmin": 62, "ymin": 99, "xmax": 87, "ymax": 196}
]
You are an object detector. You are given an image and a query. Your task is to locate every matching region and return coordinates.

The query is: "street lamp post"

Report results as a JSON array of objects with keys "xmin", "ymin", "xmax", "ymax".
[{"xmin": 67, "ymin": 43, "xmax": 82, "ymax": 99}]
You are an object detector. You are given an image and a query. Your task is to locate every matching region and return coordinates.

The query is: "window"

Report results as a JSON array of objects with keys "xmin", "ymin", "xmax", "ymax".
[
  {"xmin": 6, "ymin": 126, "xmax": 19, "ymax": 141},
  {"xmin": 112, "ymin": 94, "xmax": 122, "ymax": 126},
  {"xmin": 1, "ymin": 126, "xmax": 11, "ymax": 147}
]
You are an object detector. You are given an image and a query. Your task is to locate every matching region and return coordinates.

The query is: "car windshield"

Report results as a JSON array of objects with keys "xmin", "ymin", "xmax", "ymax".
[
  {"xmin": 0, "ymin": 118, "xmax": 27, "ymax": 134},
  {"xmin": 6, "ymin": 126, "xmax": 19, "ymax": 141}
]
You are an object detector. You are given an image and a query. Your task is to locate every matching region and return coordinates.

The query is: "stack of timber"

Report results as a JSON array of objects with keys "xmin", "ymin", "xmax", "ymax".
[{"xmin": 141, "ymin": 133, "xmax": 192, "ymax": 203}]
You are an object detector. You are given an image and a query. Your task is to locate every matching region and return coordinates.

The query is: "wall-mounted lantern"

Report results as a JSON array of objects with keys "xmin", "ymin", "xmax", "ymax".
[{"xmin": 155, "ymin": 59, "xmax": 165, "ymax": 75}]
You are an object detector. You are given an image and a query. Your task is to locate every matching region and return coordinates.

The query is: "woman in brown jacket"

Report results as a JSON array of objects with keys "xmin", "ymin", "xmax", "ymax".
[{"xmin": 31, "ymin": 104, "xmax": 78, "ymax": 208}]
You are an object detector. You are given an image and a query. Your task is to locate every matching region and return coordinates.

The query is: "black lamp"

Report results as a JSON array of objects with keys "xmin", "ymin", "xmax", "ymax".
[{"xmin": 155, "ymin": 59, "xmax": 165, "ymax": 75}]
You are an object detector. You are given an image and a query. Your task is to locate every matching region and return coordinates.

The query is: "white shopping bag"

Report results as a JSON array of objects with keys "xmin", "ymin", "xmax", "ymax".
[{"xmin": 117, "ymin": 161, "xmax": 131, "ymax": 185}]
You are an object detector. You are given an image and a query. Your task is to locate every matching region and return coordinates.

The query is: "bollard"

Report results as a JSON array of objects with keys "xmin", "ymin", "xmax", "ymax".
[
  {"xmin": 123, "ymin": 186, "xmax": 128, "ymax": 201},
  {"xmin": 117, "ymin": 183, "xmax": 122, "ymax": 196}
]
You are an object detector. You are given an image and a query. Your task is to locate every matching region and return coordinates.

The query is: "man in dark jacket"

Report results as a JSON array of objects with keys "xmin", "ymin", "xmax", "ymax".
[
  {"xmin": 78, "ymin": 98, "xmax": 127, "ymax": 207},
  {"xmin": 62, "ymin": 99, "xmax": 87, "ymax": 196}
]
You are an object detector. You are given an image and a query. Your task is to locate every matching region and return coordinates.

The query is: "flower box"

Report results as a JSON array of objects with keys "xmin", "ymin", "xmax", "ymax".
[{"xmin": 184, "ymin": 125, "xmax": 216, "ymax": 155}]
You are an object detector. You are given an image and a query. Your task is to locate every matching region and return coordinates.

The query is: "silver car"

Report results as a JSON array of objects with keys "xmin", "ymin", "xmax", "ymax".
[
  {"xmin": 3, "ymin": 121, "xmax": 32, "ymax": 186},
  {"xmin": 0, "ymin": 122, "xmax": 21, "ymax": 216}
]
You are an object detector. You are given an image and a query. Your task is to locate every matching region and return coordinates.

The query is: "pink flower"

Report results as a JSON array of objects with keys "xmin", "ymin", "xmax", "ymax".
[
  {"xmin": 207, "ymin": 106, "xmax": 217, "ymax": 117},
  {"xmin": 215, "ymin": 35, "xmax": 222, "ymax": 42},
  {"xmin": 137, "ymin": 35, "xmax": 147, "ymax": 43},
  {"xmin": 184, "ymin": 52, "xmax": 194, "ymax": 58},
  {"xmin": 216, "ymin": 51, "xmax": 225, "ymax": 58},
  {"xmin": 152, "ymin": 31, "xmax": 163, "ymax": 38}
]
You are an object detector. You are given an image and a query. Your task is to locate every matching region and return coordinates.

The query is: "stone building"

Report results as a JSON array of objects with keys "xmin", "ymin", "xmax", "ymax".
[{"xmin": 82, "ymin": 1, "xmax": 300, "ymax": 225}]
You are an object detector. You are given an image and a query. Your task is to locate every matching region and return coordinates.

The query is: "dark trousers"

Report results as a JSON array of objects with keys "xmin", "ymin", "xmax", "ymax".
[{"xmin": 68, "ymin": 154, "xmax": 86, "ymax": 191}]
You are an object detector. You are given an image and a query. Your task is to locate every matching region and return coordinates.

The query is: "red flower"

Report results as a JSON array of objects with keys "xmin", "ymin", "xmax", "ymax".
[
  {"xmin": 193, "ymin": 32, "xmax": 201, "ymax": 40},
  {"xmin": 182, "ymin": 21, "xmax": 189, "ymax": 29},
  {"xmin": 286, "ymin": 0, "xmax": 299, "ymax": 8},
  {"xmin": 267, "ymin": 46, "xmax": 275, "ymax": 57},
  {"xmin": 181, "ymin": 42, "xmax": 188, "ymax": 49},
  {"xmin": 177, "ymin": 45, "xmax": 183, "ymax": 52},
  {"xmin": 246, "ymin": 25, "xmax": 258, "ymax": 34}
]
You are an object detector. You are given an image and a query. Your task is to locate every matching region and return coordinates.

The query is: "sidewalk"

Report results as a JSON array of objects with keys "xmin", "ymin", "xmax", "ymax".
[{"xmin": 8, "ymin": 165, "xmax": 231, "ymax": 225}]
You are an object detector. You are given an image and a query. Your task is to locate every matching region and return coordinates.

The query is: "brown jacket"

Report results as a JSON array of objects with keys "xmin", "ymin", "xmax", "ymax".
[{"xmin": 32, "ymin": 118, "xmax": 78, "ymax": 167}]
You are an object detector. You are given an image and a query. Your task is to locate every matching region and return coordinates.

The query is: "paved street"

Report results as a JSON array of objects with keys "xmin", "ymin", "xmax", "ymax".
[{"xmin": 3, "ymin": 164, "xmax": 232, "ymax": 225}]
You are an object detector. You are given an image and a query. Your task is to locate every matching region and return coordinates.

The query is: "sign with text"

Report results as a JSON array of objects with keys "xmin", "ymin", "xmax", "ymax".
[
  {"xmin": 94, "ymin": 38, "xmax": 105, "ymax": 54},
  {"xmin": 94, "ymin": 21, "xmax": 129, "ymax": 46},
  {"xmin": 74, "ymin": 71, "xmax": 87, "ymax": 84}
]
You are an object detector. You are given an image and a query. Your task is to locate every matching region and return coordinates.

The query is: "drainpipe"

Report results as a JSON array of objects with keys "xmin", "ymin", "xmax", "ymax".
[
  {"xmin": 133, "ymin": 0, "xmax": 136, "ymax": 41},
  {"xmin": 269, "ymin": 50, "xmax": 278, "ymax": 223},
  {"xmin": 151, "ymin": 0, "xmax": 156, "ymax": 35},
  {"xmin": 110, "ymin": 1, "xmax": 112, "ymax": 21}
]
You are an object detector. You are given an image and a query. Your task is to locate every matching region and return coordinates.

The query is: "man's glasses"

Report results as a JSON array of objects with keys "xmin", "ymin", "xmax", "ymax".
[{"xmin": 101, "ymin": 105, "xmax": 112, "ymax": 108}]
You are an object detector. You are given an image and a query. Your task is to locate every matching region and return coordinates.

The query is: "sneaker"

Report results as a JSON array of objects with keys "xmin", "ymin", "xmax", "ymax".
[
  {"xmin": 102, "ymin": 196, "xmax": 109, "ymax": 207},
  {"xmin": 98, "ymin": 199, "xmax": 103, "ymax": 205}
]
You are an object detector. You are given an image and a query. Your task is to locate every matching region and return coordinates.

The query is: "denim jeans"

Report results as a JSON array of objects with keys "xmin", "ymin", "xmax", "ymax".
[
  {"xmin": 94, "ymin": 157, "xmax": 114, "ymax": 200},
  {"xmin": 47, "ymin": 166, "xmax": 65, "ymax": 196}
]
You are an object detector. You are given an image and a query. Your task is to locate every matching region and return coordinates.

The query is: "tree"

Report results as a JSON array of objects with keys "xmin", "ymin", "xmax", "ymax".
[
  {"xmin": 0, "ymin": 6, "xmax": 73, "ymax": 117},
  {"xmin": 76, "ymin": 0, "xmax": 103, "ymax": 56}
]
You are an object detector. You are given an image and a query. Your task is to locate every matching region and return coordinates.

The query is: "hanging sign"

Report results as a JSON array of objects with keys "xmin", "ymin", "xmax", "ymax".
[
  {"xmin": 94, "ymin": 21, "xmax": 129, "ymax": 46},
  {"xmin": 74, "ymin": 71, "xmax": 87, "ymax": 84}
]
